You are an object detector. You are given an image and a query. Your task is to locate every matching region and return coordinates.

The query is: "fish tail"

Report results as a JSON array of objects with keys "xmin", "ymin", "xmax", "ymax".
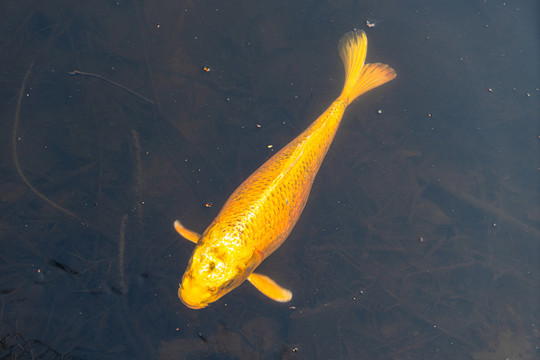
[{"xmin": 338, "ymin": 30, "xmax": 396, "ymax": 103}]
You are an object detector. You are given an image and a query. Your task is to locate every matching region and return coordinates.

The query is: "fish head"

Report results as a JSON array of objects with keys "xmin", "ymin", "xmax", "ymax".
[{"xmin": 178, "ymin": 228, "xmax": 261, "ymax": 309}]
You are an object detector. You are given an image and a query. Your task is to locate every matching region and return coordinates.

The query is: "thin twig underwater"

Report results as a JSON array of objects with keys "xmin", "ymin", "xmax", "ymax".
[{"xmin": 12, "ymin": 61, "xmax": 81, "ymax": 222}]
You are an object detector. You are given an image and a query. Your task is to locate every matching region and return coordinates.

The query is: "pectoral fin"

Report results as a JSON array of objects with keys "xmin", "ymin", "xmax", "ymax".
[
  {"xmin": 248, "ymin": 273, "xmax": 292, "ymax": 303},
  {"xmin": 174, "ymin": 220, "xmax": 201, "ymax": 243}
]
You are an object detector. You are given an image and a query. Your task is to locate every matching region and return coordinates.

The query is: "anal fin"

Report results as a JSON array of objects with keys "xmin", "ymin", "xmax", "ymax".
[{"xmin": 248, "ymin": 272, "xmax": 292, "ymax": 303}]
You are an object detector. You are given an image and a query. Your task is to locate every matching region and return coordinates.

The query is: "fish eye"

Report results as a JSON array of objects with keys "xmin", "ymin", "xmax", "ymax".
[{"xmin": 221, "ymin": 279, "xmax": 233, "ymax": 290}]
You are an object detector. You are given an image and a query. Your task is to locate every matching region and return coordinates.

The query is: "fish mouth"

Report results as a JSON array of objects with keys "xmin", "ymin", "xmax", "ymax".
[
  {"xmin": 180, "ymin": 297, "xmax": 207, "ymax": 309},
  {"xmin": 178, "ymin": 285, "xmax": 208, "ymax": 309},
  {"xmin": 181, "ymin": 300, "xmax": 207, "ymax": 309}
]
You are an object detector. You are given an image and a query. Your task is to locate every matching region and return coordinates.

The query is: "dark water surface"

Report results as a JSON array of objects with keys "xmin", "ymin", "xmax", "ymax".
[{"xmin": 1, "ymin": 0, "xmax": 538, "ymax": 359}]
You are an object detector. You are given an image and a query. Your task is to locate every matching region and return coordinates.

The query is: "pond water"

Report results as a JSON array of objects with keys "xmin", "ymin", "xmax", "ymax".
[{"xmin": 0, "ymin": 0, "xmax": 538, "ymax": 359}]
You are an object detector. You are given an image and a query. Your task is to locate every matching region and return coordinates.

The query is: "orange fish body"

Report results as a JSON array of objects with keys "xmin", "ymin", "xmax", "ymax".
[{"xmin": 175, "ymin": 30, "xmax": 396, "ymax": 309}]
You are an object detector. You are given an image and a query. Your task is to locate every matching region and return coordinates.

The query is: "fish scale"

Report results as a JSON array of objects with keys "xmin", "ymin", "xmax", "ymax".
[
  {"xmin": 216, "ymin": 98, "xmax": 350, "ymax": 258},
  {"xmin": 175, "ymin": 30, "xmax": 396, "ymax": 309}
]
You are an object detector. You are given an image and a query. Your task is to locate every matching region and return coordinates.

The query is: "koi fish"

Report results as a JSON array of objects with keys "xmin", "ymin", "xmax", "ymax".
[{"xmin": 175, "ymin": 29, "xmax": 396, "ymax": 309}]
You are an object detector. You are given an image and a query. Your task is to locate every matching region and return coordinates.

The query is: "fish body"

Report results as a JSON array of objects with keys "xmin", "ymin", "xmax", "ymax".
[{"xmin": 175, "ymin": 30, "xmax": 396, "ymax": 309}]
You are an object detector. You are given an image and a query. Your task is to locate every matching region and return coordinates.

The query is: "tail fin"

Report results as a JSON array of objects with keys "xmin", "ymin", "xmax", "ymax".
[{"xmin": 338, "ymin": 30, "xmax": 396, "ymax": 103}]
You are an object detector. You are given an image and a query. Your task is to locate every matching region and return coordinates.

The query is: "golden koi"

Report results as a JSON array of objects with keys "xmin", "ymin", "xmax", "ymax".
[{"xmin": 175, "ymin": 30, "xmax": 396, "ymax": 309}]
